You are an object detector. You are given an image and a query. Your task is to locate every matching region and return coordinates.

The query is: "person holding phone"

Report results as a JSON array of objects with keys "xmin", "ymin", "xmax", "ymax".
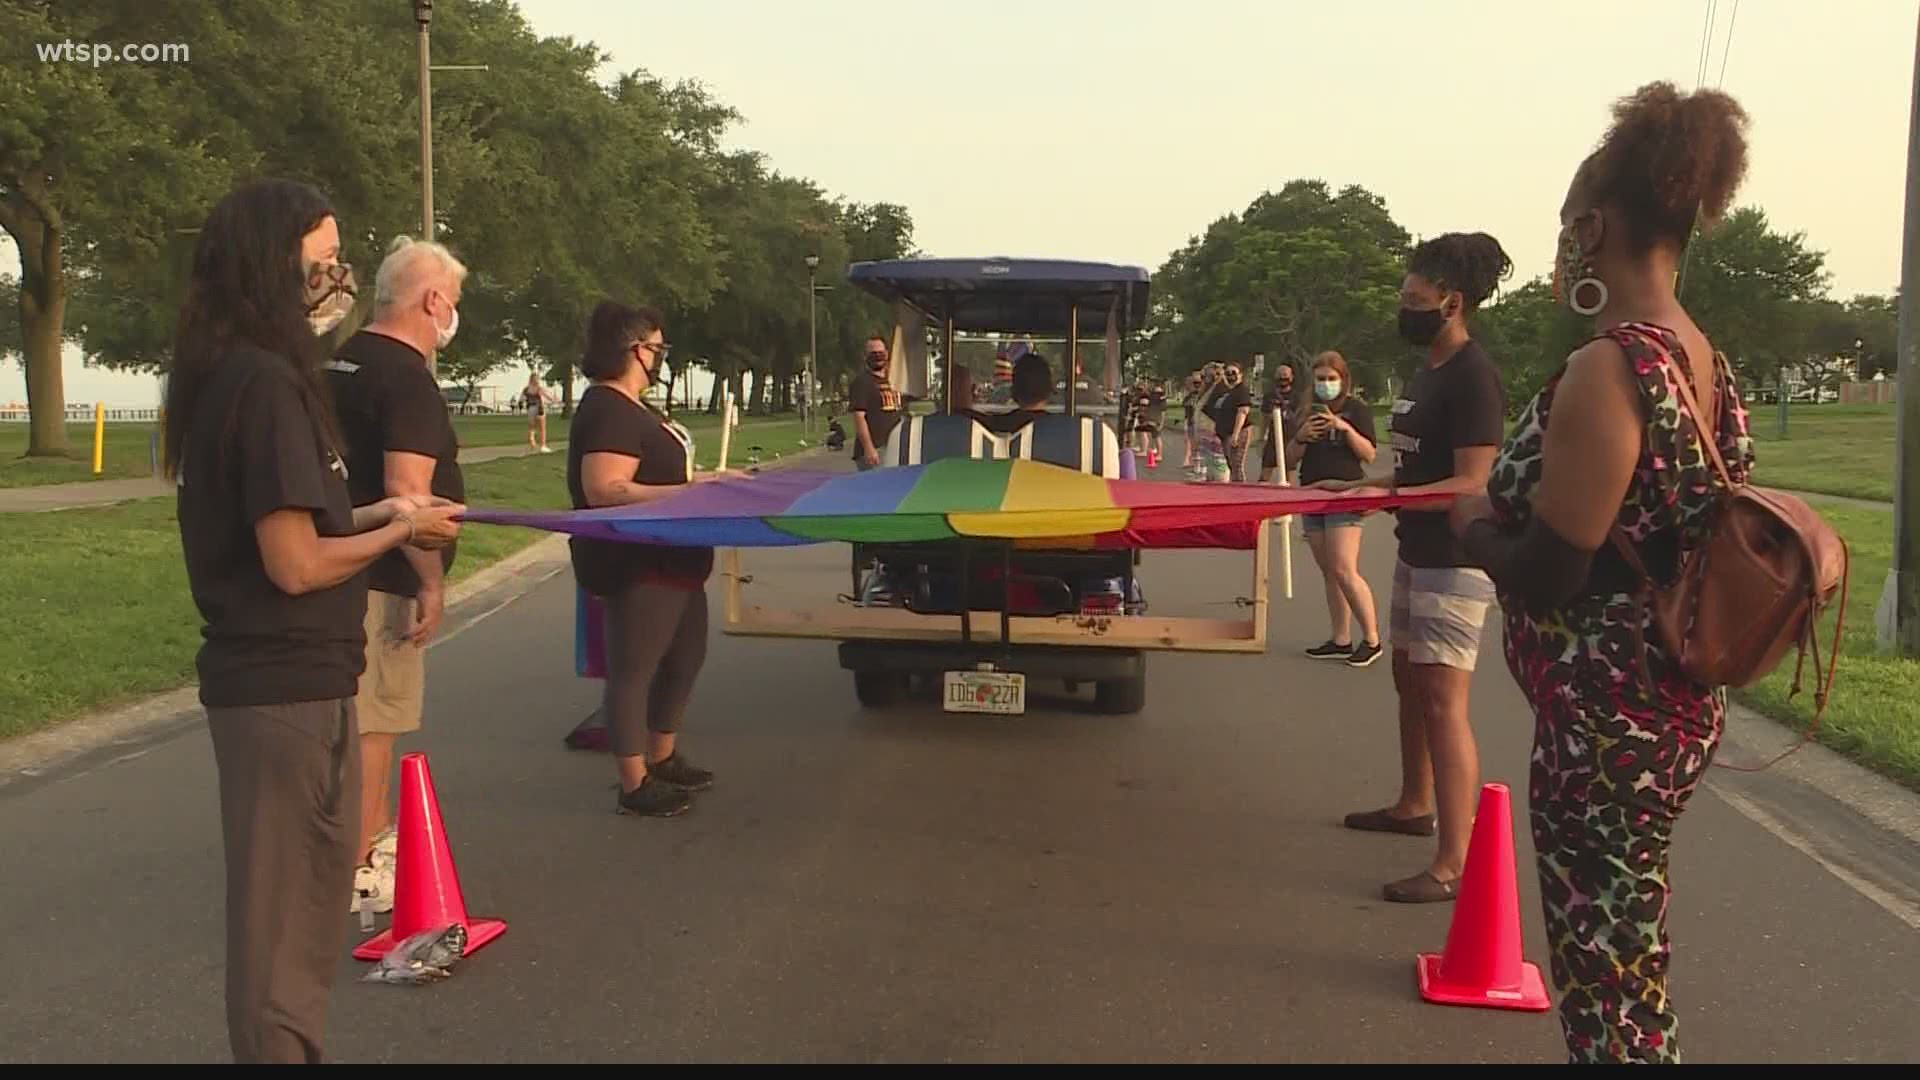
[{"xmin": 1287, "ymin": 351, "xmax": 1381, "ymax": 667}]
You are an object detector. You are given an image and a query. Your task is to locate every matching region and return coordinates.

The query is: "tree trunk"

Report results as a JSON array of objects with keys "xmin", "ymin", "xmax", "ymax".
[{"xmin": 12, "ymin": 202, "xmax": 68, "ymax": 457}]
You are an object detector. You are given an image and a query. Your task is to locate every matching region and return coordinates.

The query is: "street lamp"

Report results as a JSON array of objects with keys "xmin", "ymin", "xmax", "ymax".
[{"xmin": 805, "ymin": 254, "xmax": 820, "ymax": 434}]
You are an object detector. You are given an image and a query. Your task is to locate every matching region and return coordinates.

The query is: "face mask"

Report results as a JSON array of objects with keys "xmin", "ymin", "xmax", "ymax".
[
  {"xmin": 1397, "ymin": 304, "xmax": 1447, "ymax": 347},
  {"xmin": 868, "ymin": 354, "xmax": 888, "ymax": 374},
  {"xmin": 434, "ymin": 298, "xmax": 459, "ymax": 349},
  {"xmin": 1315, "ymin": 379, "xmax": 1341, "ymax": 402},
  {"xmin": 304, "ymin": 260, "xmax": 357, "ymax": 336}
]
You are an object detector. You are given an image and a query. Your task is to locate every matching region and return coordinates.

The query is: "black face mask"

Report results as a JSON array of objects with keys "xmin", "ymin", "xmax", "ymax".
[{"xmin": 1397, "ymin": 305, "xmax": 1448, "ymax": 347}]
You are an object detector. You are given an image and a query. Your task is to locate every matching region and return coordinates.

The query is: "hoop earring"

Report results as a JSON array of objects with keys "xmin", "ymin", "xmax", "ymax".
[{"xmin": 1569, "ymin": 276, "xmax": 1609, "ymax": 317}]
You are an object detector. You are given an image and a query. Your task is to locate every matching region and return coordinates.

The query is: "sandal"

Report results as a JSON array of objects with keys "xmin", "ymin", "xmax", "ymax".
[
  {"xmin": 1383, "ymin": 870, "xmax": 1459, "ymax": 904},
  {"xmin": 1343, "ymin": 808, "xmax": 1437, "ymax": 836}
]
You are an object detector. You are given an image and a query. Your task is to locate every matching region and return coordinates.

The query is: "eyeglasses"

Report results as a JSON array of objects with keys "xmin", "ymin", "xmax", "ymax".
[{"xmin": 634, "ymin": 340, "xmax": 672, "ymax": 363}]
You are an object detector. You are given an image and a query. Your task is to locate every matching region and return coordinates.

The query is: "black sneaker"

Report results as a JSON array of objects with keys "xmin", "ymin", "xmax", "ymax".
[
  {"xmin": 1305, "ymin": 640, "xmax": 1353, "ymax": 660},
  {"xmin": 649, "ymin": 753, "xmax": 714, "ymax": 792},
  {"xmin": 1348, "ymin": 641, "xmax": 1384, "ymax": 669},
  {"xmin": 616, "ymin": 778, "xmax": 693, "ymax": 818}
]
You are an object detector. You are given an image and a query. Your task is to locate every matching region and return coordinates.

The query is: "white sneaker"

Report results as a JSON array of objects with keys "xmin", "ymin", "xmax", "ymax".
[
  {"xmin": 351, "ymin": 862, "xmax": 395, "ymax": 915},
  {"xmin": 370, "ymin": 826, "xmax": 398, "ymax": 869}
]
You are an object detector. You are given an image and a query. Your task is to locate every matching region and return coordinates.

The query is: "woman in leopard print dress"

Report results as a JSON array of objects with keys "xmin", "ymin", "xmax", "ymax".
[{"xmin": 1451, "ymin": 82, "xmax": 1756, "ymax": 1063}]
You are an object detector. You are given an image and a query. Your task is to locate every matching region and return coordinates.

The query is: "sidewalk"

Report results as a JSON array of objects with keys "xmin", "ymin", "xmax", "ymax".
[{"xmin": 0, "ymin": 443, "xmax": 546, "ymax": 514}]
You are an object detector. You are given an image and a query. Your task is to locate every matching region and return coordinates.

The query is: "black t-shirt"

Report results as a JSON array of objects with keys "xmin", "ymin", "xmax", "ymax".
[
  {"xmin": 326, "ymin": 330, "xmax": 465, "ymax": 597},
  {"xmin": 175, "ymin": 348, "xmax": 368, "ymax": 708},
  {"xmin": 1211, "ymin": 382, "xmax": 1253, "ymax": 440},
  {"xmin": 567, "ymin": 384, "xmax": 713, "ymax": 595},
  {"xmin": 849, "ymin": 369, "xmax": 903, "ymax": 460},
  {"xmin": 1390, "ymin": 340, "xmax": 1506, "ymax": 567},
  {"xmin": 1298, "ymin": 397, "xmax": 1377, "ymax": 485}
]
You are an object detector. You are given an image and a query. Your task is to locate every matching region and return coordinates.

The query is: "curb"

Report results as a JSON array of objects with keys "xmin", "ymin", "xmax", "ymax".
[
  {"xmin": 0, "ymin": 444, "xmax": 829, "ymax": 786},
  {"xmin": 0, "ymin": 533, "xmax": 570, "ymax": 788},
  {"xmin": 1715, "ymin": 698, "xmax": 1920, "ymax": 846}
]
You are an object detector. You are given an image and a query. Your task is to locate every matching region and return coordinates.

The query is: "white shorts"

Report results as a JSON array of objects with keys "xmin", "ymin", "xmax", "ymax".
[{"xmin": 1389, "ymin": 560, "xmax": 1496, "ymax": 671}]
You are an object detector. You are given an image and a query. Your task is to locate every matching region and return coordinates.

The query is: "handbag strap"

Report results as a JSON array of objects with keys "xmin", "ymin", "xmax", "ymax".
[{"xmin": 1612, "ymin": 322, "xmax": 1734, "ymax": 490}]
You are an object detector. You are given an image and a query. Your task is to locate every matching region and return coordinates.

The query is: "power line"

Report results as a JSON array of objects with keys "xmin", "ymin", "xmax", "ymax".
[{"xmin": 1718, "ymin": 0, "xmax": 1741, "ymax": 87}]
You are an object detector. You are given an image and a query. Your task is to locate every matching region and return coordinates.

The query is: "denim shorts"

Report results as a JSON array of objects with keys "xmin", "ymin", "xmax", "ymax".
[{"xmin": 1302, "ymin": 511, "xmax": 1365, "ymax": 533}]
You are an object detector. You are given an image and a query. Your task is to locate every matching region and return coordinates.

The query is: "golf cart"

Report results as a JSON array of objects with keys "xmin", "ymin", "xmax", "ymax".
[{"xmin": 718, "ymin": 256, "xmax": 1275, "ymax": 717}]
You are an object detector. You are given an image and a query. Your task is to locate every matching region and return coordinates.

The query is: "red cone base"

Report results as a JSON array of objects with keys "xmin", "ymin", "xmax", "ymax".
[
  {"xmin": 1415, "ymin": 782, "xmax": 1552, "ymax": 1013},
  {"xmin": 353, "ymin": 752, "xmax": 507, "ymax": 962}
]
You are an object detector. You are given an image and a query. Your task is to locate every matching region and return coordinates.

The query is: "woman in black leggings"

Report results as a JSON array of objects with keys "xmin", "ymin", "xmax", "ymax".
[{"xmin": 567, "ymin": 300, "xmax": 720, "ymax": 818}]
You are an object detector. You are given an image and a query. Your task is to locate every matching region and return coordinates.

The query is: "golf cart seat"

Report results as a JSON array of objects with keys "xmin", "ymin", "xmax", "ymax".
[
  {"xmin": 880, "ymin": 414, "xmax": 1001, "ymax": 466},
  {"xmin": 1008, "ymin": 414, "xmax": 1123, "ymax": 478}
]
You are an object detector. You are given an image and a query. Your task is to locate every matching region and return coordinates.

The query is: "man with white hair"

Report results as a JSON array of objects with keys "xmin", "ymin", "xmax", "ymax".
[{"xmin": 325, "ymin": 234, "xmax": 468, "ymax": 917}]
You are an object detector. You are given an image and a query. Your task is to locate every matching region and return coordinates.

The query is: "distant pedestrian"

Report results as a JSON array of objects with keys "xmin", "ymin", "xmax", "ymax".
[{"xmin": 163, "ymin": 179, "xmax": 461, "ymax": 1064}]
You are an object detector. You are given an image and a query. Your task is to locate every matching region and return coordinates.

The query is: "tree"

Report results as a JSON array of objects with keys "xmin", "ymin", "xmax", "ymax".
[
  {"xmin": 1678, "ymin": 206, "xmax": 1831, "ymax": 390},
  {"xmin": 1472, "ymin": 277, "xmax": 1593, "ymax": 413},
  {"xmin": 1147, "ymin": 180, "xmax": 1412, "ymax": 399},
  {"xmin": 0, "ymin": 0, "xmax": 244, "ymax": 455}
]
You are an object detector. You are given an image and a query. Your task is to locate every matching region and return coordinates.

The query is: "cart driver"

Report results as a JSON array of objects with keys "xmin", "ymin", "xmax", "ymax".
[{"xmin": 984, "ymin": 352, "xmax": 1053, "ymax": 436}]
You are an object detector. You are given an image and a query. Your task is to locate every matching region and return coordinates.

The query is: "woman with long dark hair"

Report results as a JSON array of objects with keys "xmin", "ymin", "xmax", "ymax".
[
  {"xmin": 1454, "ymin": 82, "xmax": 1757, "ymax": 1063},
  {"xmin": 566, "ymin": 300, "xmax": 723, "ymax": 819},
  {"xmin": 165, "ymin": 178, "xmax": 463, "ymax": 1063}
]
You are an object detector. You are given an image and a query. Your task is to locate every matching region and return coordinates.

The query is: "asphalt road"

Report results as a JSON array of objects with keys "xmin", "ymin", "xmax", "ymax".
[{"xmin": 3, "ymin": 455, "xmax": 1918, "ymax": 1063}]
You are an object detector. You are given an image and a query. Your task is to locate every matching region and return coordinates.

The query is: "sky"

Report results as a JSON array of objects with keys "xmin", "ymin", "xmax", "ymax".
[{"xmin": 5, "ymin": 0, "xmax": 1917, "ymax": 409}]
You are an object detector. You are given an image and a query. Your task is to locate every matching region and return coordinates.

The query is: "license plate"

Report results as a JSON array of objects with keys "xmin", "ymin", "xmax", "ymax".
[{"xmin": 943, "ymin": 670, "xmax": 1026, "ymax": 715}]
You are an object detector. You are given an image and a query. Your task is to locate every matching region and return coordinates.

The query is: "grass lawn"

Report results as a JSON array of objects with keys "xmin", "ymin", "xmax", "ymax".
[
  {"xmin": 1745, "ymin": 403, "xmax": 1897, "ymax": 502},
  {"xmin": 1732, "ymin": 504, "xmax": 1920, "ymax": 791},
  {"xmin": 0, "ymin": 417, "xmax": 820, "ymax": 740},
  {"xmin": 0, "ymin": 408, "xmax": 827, "ymax": 488}
]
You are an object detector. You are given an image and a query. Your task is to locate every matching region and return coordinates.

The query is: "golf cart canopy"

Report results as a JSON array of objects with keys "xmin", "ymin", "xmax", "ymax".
[{"xmin": 847, "ymin": 257, "xmax": 1150, "ymax": 337}]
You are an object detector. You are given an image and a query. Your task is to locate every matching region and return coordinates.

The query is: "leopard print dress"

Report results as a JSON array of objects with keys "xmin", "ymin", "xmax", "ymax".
[{"xmin": 1484, "ymin": 321, "xmax": 1755, "ymax": 1064}]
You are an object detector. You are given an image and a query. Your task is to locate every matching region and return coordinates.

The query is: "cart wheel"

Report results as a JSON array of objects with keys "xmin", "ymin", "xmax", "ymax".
[
  {"xmin": 1094, "ymin": 673, "xmax": 1146, "ymax": 715},
  {"xmin": 854, "ymin": 669, "xmax": 908, "ymax": 708}
]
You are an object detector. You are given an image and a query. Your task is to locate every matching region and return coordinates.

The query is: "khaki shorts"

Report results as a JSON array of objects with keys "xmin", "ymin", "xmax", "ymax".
[
  {"xmin": 1389, "ymin": 560, "xmax": 1496, "ymax": 671},
  {"xmin": 356, "ymin": 590, "xmax": 425, "ymax": 735}
]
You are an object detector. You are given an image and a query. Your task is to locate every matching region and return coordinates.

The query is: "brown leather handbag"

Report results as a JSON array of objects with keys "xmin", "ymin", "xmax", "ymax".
[{"xmin": 1608, "ymin": 340, "xmax": 1850, "ymax": 762}]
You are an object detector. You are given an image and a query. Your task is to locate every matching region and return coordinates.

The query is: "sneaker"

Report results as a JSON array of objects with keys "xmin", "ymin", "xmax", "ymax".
[
  {"xmin": 1347, "ymin": 641, "xmax": 1384, "ymax": 669},
  {"xmin": 1305, "ymin": 640, "xmax": 1352, "ymax": 660},
  {"xmin": 616, "ymin": 778, "xmax": 693, "ymax": 818},
  {"xmin": 649, "ymin": 753, "xmax": 714, "ymax": 792},
  {"xmin": 370, "ymin": 825, "xmax": 398, "ymax": 866},
  {"xmin": 351, "ymin": 862, "xmax": 395, "ymax": 915}
]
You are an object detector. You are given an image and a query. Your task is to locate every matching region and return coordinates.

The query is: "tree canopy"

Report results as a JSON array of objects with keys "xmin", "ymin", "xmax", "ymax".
[{"xmin": 2, "ymin": 0, "xmax": 914, "ymax": 454}]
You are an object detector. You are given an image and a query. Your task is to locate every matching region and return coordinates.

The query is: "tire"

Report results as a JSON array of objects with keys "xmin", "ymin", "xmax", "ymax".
[
  {"xmin": 853, "ymin": 669, "xmax": 908, "ymax": 708},
  {"xmin": 1094, "ymin": 672, "xmax": 1146, "ymax": 715}
]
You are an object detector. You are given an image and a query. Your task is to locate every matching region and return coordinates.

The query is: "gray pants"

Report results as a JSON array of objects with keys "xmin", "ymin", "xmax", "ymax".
[
  {"xmin": 207, "ymin": 699, "xmax": 361, "ymax": 1064},
  {"xmin": 603, "ymin": 580, "xmax": 710, "ymax": 756}
]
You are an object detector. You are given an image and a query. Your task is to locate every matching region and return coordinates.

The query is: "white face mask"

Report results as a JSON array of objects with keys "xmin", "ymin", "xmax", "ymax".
[{"xmin": 432, "ymin": 294, "xmax": 459, "ymax": 349}]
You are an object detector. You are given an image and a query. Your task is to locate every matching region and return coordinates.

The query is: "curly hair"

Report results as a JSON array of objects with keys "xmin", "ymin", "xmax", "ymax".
[
  {"xmin": 1574, "ymin": 80, "xmax": 1751, "ymax": 251},
  {"xmin": 1407, "ymin": 232, "xmax": 1513, "ymax": 313}
]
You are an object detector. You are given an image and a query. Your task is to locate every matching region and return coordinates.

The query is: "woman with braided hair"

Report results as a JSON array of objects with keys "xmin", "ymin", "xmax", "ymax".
[{"xmin": 1316, "ymin": 230, "xmax": 1512, "ymax": 907}]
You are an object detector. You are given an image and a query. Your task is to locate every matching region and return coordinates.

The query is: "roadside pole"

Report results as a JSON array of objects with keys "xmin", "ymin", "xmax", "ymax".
[{"xmin": 1883, "ymin": 8, "xmax": 1920, "ymax": 655}]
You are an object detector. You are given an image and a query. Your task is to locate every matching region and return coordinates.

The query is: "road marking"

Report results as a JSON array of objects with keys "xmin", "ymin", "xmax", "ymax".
[{"xmin": 1708, "ymin": 779, "xmax": 1920, "ymax": 932}]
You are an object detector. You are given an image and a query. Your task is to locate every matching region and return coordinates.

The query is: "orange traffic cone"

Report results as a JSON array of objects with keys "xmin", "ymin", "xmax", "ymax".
[
  {"xmin": 353, "ymin": 752, "xmax": 507, "ymax": 962},
  {"xmin": 1416, "ymin": 782, "xmax": 1552, "ymax": 1012}
]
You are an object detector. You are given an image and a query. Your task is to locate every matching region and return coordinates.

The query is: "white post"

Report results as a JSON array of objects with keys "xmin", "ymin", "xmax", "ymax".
[
  {"xmin": 1271, "ymin": 405, "xmax": 1293, "ymax": 601},
  {"xmin": 717, "ymin": 390, "xmax": 735, "ymax": 473}
]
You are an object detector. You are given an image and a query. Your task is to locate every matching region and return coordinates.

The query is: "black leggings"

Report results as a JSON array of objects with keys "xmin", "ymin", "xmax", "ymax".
[{"xmin": 602, "ymin": 579, "xmax": 709, "ymax": 757}]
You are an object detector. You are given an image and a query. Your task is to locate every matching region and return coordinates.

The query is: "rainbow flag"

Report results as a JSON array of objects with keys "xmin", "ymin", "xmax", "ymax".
[{"xmin": 464, "ymin": 458, "xmax": 1445, "ymax": 551}]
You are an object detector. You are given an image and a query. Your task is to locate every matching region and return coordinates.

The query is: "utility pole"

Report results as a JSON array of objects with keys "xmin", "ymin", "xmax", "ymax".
[
  {"xmin": 415, "ymin": 1, "xmax": 433, "ymax": 242},
  {"xmin": 1885, "ymin": 7, "xmax": 1920, "ymax": 655},
  {"xmin": 805, "ymin": 254, "xmax": 820, "ymax": 435}
]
